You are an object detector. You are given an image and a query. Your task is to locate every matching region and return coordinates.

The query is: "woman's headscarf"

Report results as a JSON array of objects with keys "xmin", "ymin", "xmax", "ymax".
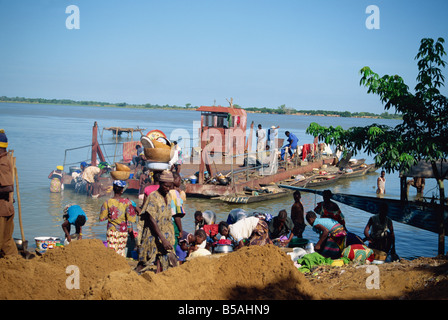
[{"xmin": 159, "ymin": 170, "xmax": 174, "ymax": 183}]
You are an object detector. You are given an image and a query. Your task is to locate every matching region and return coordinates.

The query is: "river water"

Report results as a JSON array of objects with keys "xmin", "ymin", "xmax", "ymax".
[{"xmin": 0, "ymin": 102, "xmax": 444, "ymax": 259}]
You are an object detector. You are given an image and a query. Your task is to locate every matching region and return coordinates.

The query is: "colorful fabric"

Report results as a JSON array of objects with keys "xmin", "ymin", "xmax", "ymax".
[
  {"xmin": 159, "ymin": 170, "xmax": 174, "ymax": 183},
  {"xmin": 203, "ymin": 224, "xmax": 219, "ymax": 237},
  {"xmin": 341, "ymin": 244, "xmax": 375, "ymax": 263},
  {"xmin": 113, "ymin": 180, "xmax": 126, "ymax": 187},
  {"xmin": 247, "ymin": 220, "xmax": 273, "ymax": 246},
  {"xmin": 296, "ymin": 252, "xmax": 333, "ymax": 273},
  {"xmin": 50, "ymin": 177, "xmax": 62, "ymax": 193},
  {"xmin": 169, "ymin": 189, "xmax": 185, "ymax": 217},
  {"xmin": 319, "ymin": 223, "xmax": 347, "ymax": 259},
  {"xmin": 99, "ymin": 197, "xmax": 137, "ymax": 232},
  {"xmin": 122, "ymin": 141, "xmax": 140, "ymax": 163},
  {"xmin": 139, "ymin": 190, "xmax": 176, "ymax": 270},
  {"xmin": 144, "ymin": 184, "xmax": 159, "ymax": 196},
  {"xmin": 302, "ymin": 144, "xmax": 312, "ymax": 161},
  {"xmin": 106, "ymin": 228, "xmax": 129, "ymax": 257},
  {"xmin": 0, "ymin": 129, "xmax": 7, "ymax": 148},
  {"xmin": 314, "ymin": 200, "xmax": 345, "ymax": 226}
]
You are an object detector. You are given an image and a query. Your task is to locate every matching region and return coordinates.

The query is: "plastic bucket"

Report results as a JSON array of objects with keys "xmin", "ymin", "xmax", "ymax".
[
  {"xmin": 35, "ymin": 237, "xmax": 61, "ymax": 251},
  {"xmin": 190, "ymin": 178, "xmax": 197, "ymax": 184}
]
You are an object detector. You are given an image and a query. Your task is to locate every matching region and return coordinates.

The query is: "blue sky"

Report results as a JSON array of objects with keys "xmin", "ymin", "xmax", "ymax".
[{"xmin": 0, "ymin": 0, "xmax": 447, "ymax": 114}]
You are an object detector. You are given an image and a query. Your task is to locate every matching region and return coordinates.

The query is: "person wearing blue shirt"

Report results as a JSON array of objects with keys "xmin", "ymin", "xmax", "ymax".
[
  {"xmin": 61, "ymin": 204, "xmax": 87, "ymax": 243},
  {"xmin": 281, "ymin": 131, "xmax": 299, "ymax": 160}
]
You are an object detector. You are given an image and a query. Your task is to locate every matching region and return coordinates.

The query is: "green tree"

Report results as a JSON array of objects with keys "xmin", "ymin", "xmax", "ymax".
[{"xmin": 307, "ymin": 38, "xmax": 448, "ymax": 253}]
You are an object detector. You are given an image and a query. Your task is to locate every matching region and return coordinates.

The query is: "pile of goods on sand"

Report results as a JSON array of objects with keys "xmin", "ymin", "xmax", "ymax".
[{"xmin": 1, "ymin": 239, "xmax": 448, "ymax": 300}]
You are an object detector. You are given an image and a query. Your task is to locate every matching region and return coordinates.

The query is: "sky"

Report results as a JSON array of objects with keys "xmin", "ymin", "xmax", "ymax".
[{"xmin": 0, "ymin": 0, "xmax": 447, "ymax": 114}]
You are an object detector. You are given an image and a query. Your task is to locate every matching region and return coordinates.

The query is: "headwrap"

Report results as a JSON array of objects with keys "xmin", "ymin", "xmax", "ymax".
[
  {"xmin": 113, "ymin": 180, "xmax": 126, "ymax": 188},
  {"xmin": 0, "ymin": 129, "xmax": 8, "ymax": 148},
  {"xmin": 80, "ymin": 161, "xmax": 88, "ymax": 168},
  {"xmin": 159, "ymin": 170, "xmax": 174, "ymax": 183},
  {"xmin": 63, "ymin": 203, "xmax": 75, "ymax": 214},
  {"xmin": 56, "ymin": 165, "xmax": 64, "ymax": 171},
  {"xmin": 98, "ymin": 161, "xmax": 108, "ymax": 169}
]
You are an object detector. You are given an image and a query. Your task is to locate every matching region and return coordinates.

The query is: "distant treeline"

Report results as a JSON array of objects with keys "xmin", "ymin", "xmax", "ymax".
[
  {"xmin": 0, "ymin": 96, "xmax": 196, "ymax": 110},
  {"xmin": 0, "ymin": 96, "xmax": 401, "ymax": 119},
  {"xmin": 244, "ymin": 104, "xmax": 402, "ymax": 119}
]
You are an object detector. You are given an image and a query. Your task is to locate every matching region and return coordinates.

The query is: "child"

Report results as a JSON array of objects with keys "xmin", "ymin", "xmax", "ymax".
[
  {"xmin": 175, "ymin": 231, "xmax": 195, "ymax": 264},
  {"xmin": 62, "ymin": 204, "xmax": 87, "ymax": 243},
  {"xmin": 188, "ymin": 229, "xmax": 211, "ymax": 257}
]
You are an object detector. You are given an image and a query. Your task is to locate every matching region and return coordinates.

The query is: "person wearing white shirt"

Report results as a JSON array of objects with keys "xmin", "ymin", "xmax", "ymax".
[
  {"xmin": 256, "ymin": 124, "xmax": 266, "ymax": 152},
  {"xmin": 217, "ymin": 216, "xmax": 272, "ymax": 249}
]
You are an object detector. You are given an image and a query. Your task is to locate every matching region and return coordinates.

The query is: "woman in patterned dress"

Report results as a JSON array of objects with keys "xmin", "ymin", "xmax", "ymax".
[
  {"xmin": 99, "ymin": 180, "xmax": 137, "ymax": 257},
  {"xmin": 136, "ymin": 170, "xmax": 177, "ymax": 274},
  {"xmin": 306, "ymin": 211, "xmax": 347, "ymax": 259},
  {"xmin": 48, "ymin": 166, "xmax": 64, "ymax": 193}
]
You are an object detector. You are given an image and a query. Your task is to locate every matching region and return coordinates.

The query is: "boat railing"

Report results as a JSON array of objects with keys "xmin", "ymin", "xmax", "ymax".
[
  {"xmin": 62, "ymin": 142, "xmax": 126, "ymax": 169},
  {"xmin": 226, "ymin": 147, "xmax": 306, "ymax": 189}
]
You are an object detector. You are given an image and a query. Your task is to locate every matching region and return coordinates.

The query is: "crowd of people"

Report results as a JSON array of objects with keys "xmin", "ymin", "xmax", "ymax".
[
  {"xmin": 60, "ymin": 174, "xmax": 398, "ymax": 275},
  {"xmin": 1, "ymin": 127, "xmax": 397, "ymax": 272}
]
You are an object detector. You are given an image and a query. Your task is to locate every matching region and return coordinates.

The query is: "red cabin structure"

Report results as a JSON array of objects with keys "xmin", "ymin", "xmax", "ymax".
[
  {"xmin": 196, "ymin": 106, "xmax": 248, "ymax": 184},
  {"xmin": 197, "ymin": 105, "xmax": 247, "ymax": 155}
]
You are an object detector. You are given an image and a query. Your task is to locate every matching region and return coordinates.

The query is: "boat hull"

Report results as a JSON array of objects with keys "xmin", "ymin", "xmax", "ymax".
[{"xmin": 279, "ymin": 185, "xmax": 448, "ymax": 235}]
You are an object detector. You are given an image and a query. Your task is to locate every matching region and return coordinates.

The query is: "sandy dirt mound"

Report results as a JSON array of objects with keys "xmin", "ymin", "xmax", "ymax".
[
  {"xmin": 88, "ymin": 244, "xmax": 317, "ymax": 300},
  {"xmin": 305, "ymin": 256, "xmax": 448, "ymax": 300},
  {"xmin": 1, "ymin": 238, "xmax": 448, "ymax": 300},
  {"xmin": 0, "ymin": 239, "xmax": 130, "ymax": 300}
]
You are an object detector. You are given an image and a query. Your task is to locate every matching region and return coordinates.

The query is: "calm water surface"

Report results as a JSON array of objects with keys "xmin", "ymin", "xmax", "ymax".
[{"xmin": 0, "ymin": 103, "xmax": 444, "ymax": 259}]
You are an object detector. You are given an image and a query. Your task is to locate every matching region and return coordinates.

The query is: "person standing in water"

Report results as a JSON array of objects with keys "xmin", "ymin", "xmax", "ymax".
[
  {"xmin": 291, "ymin": 190, "xmax": 306, "ymax": 238},
  {"xmin": 376, "ymin": 170, "xmax": 386, "ymax": 195}
]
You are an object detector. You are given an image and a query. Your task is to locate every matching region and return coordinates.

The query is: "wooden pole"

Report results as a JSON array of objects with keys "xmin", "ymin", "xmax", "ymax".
[{"xmin": 13, "ymin": 157, "xmax": 25, "ymax": 242}]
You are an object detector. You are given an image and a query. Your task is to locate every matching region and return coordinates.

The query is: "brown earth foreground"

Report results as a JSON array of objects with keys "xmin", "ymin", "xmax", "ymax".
[{"xmin": 0, "ymin": 239, "xmax": 447, "ymax": 300}]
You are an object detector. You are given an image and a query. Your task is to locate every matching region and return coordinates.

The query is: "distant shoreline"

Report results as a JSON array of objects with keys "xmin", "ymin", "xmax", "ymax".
[{"xmin": 0, "ymin": 96, "xmax": 402, "ymax": 120}]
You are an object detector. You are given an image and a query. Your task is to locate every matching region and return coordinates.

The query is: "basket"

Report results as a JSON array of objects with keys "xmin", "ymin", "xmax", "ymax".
[
  {"xmin": 140, "ymin": 136, "xmax": 154, "ymax": 148},
  {"xmin": 110, "ymin": 171, "xmax": 130, "ymax": 180},
  {"xmin": 152, "ymin": 139, "xmax": 171, "ymax": 149},
  {"xmin": 144, "ymin": 148, "xmax": 172, "ymax": 162},
  {"xmin": 115, "ymin": 163, "xmax": 130, "ymax": 172}
]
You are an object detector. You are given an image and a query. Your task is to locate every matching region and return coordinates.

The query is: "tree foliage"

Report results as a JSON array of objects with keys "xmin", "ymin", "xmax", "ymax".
[{"xmin": 307, "ymin": 37, "xmax": 448, "ymax": 176}]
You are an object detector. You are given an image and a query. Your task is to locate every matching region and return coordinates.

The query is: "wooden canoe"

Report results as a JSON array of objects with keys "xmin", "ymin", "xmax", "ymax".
[
  {"xmin": 217, "ymin": 188, "xmax": 292, "ymax": 204},
  {"xmin": 340, "ymin": 164, "xmax": 376, "ymax": 179}
]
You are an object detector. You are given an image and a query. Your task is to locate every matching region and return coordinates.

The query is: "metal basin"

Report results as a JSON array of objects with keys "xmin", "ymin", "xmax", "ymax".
[{"xmin": 214, "ymin": 244, "xmax": 234, "ymax": 254}]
